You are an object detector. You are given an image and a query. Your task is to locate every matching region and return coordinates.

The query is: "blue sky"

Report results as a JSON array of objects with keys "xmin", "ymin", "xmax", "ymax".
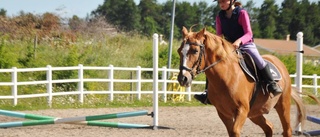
[{"xmin": 0, "ymin": 0, "xmax": 316, "ymax": 18}]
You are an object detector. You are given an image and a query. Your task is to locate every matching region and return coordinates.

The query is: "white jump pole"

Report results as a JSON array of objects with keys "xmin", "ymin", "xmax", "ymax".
[
  {"xmin": 153, "ymin": 33, "xmax": 159, "ymax": 129},
  {"xmin": 295, "ymin": 32, "xmax": 303, "ymax": 132}
]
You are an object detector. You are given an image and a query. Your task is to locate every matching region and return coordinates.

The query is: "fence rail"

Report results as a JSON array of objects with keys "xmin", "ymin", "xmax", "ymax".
[{"xmin": 0, "ymin": 64, "xmax": 319, "ymax": 106}]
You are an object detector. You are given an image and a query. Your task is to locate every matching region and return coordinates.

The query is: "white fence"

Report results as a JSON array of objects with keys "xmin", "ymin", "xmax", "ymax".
[{"xmin": 0, "ymin": 64, "xmax": 319, "ymax": 106}]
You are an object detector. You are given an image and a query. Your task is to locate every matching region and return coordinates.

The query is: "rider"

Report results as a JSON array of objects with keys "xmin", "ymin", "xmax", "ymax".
[{"xmin": 194, "ymin": 0, "xmax": 282, "ymax": 105}]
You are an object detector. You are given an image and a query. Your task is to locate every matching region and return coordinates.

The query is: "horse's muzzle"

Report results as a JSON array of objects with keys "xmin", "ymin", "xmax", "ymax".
[{"xmin": 177, "ymin": 71, "xmax": 192, "ymax": 87}]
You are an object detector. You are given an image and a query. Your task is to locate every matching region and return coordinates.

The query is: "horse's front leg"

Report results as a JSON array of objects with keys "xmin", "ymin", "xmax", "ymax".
[
  {"xmin": 232, "ymin": 106, "xmax": 249, "ymax": 137},
  {"xmin": 217, "ymin": 111, "xmax": 234, "ymax": 137},
  {"xmin": 217, "ymin": 106, "xmax": 248, "ymax": 137}
]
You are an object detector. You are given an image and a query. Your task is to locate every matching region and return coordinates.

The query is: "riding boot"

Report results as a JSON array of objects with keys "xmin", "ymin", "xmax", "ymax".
[
  {"xmin": 260, "ymin": 64, "xmax": 282, "ymax": 95},
  {"xmin": 194, "ymin": 78, "xmax": 211, "ymax": 105},
  {"xmin": 194, "ymin": 90, "xmax": 211, "ymax": 105}
]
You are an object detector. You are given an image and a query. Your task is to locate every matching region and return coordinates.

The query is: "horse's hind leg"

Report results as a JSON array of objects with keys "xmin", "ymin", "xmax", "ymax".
[
  {"xmin": 274, "ymin": 97, "xmax": 292, "ymax": 137},
  {"xmin": 249, "ymin": 115, "xmax": 273, "ymax": 137}
]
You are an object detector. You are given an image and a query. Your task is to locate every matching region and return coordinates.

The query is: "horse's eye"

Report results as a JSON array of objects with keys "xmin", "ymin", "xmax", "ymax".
[{"xmin": 190, "ymin": 49, "xmax": 198, "ymax": 54}]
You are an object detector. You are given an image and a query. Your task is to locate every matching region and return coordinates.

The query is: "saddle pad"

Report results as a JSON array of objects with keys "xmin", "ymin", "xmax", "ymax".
[
  {"xmin": 239, "ymin": 54, "xmax": 282, "ymax": 82},
  {"xmin": 265, "ymin": 60, "xmax": 282, "ymax": 81}
]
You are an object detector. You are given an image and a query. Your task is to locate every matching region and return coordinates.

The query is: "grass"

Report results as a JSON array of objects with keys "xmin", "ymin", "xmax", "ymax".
[
  {"xmin": 0, "ymin": 94, "xmax": 205, "ymax": 111},
  {"xmin": 0, "ymin": 32, "xmax": 319, "ymax": 111},
  {"xmin": 0, "ymin": 91, "xmax": 318, "ymax": 111}
]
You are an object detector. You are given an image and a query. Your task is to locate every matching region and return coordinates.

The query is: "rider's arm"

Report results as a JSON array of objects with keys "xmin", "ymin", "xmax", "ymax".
[
  {"xmin": 215, "ymin": 16, "xmax": 223, "ymax": 37},
  {"xmin": 238, "ymin": 10, "xmax": 253, "ymax": 44}
]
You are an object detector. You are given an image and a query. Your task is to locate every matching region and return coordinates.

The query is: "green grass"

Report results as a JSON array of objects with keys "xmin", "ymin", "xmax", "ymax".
[
  {"xmin": 0, "ymin": 32, "xmax": 319, "ymax": 111},
  {"xmin": 1, "ymin": 91, "xmax": 318, "ymax": 111},
  {"xmin": 0, "ymin": 94, "xmax": 205, "ymax": 111}
]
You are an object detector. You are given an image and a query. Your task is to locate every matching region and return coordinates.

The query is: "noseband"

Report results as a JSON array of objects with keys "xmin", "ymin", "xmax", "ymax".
[{"xmin": 180, "ymin": 41, "xmax": 223, "ymax": 78}]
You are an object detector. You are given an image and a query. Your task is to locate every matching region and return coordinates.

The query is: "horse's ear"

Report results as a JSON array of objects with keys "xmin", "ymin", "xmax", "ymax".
[
  {"xmin": 198, "ymin": 27, "xmax": 207, "ymax": 37},
  {"xmin": 182, "ymin": 26, "xmax": 188, "ymax": 38}
]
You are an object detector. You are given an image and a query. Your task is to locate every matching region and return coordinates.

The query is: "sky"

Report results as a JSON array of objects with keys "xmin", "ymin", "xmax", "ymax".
[{"xmin": 0, "ymin": 0, "xmax": 317, "ymax": 18}]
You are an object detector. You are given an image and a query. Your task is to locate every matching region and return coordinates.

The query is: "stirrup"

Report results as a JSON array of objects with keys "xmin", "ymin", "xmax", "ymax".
[{"xmin": 266, "ymin": 82, "xmax": 282, "ymax": 94}]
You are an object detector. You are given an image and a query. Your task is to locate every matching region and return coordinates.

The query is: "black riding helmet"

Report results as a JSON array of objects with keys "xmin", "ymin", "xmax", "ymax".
[{"xmin": 214, "ymin": 0, "xmax": 237, "ymax": 11}]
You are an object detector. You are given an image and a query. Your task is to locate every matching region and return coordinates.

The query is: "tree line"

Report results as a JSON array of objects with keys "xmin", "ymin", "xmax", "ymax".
[
  {"xmin": 0, "ymin": 0, "xmax": 320, "ymax": 46},
  {"xmin": 91, "ymin": 0, "xmax": 320, "ymax": 46}
]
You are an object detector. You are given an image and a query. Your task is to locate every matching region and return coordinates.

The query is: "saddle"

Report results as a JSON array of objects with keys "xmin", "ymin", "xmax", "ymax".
[
  {"xmin": 237, "ymin": 50, "xmax": 282, "ymax": 84},
  {"xmin": 237, "ymin": 49, "xmax": 282, "ymax": 107}
]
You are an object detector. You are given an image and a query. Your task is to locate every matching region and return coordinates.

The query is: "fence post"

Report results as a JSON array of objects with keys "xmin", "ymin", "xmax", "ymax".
[
  {"xmin": 136, "ymin": 66, "xmax": 141, "ymax": 100},
  {"xmin": 314, "ymin": 74, "xmax": 318, "ymax": 96},
  {"xmin": 296, "ymin": 32, "xmax": 303, "ymax": 95},
  {"xmin": 78, "ymin": 64, "xmax": 84, "ymax": 103},
  {"xmin": 295, "ymin": 32, "xmax": 303, "ymax": 132},
  {"xmin": 46, "ymin": 65, "xmax": 52, "ymax": 107},
  {"xmin": 153, "ymin": 33, "xmax": 159, "ymax": 129},
  {"xmin": 187, "ymin": 87, "xmax": 192, "ymax": 101},
  {"xmin": 162, "ymin": 66, "xmax": 167, "ymax": 103},
  {"xmin": 11, "ymin": 67, "xmax": 17, "ymax": 106},
  {"xmin": 109, "ymin": 64, "xmax": 114, "ymax": 101}
]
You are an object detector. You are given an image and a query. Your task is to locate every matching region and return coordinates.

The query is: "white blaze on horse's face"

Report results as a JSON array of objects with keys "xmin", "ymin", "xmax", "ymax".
[{"xmin": 181, "ymin": 43, "xmax": 190, "ymax": 74}]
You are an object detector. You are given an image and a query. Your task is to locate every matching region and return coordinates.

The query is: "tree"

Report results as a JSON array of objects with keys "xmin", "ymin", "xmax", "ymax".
[
  {"xmin": 160, "ymin": 1, "xmax": 180, "ymax": 39},
  {"xmin": 138, "ymin": 0, "xmax": 161, "ymax": 35},
  {"xmin": 92, "ymin": 0, "xmax": 140, "ymax": 32},
  {"xmin": 68, "ymin": 15, "xmax": 83, "ymax": 32},
  {"xmin": 288, "ymin": 1, "xmax": 306, "ymax": 42},
  {"xmin": 243, "ymin": 0, "xmax": 261, "ymax": 38},
  {"xmin": 275, "ymin": 0, "xmax": 297, "ymax": 39},
  {"xmin": 195, "ymin": 1, "xmax": 214, "ymax": 28},
  {"xmin": 0, "ymin": 8, "xmax": 6, "ymax": 17},
  {"xmin": 257, "ymin": 0, "xmax": 278, "ymax": 38},
  {"xmin": 175, "ymin": 2, "xmax": 199, "ymax": 33},
  {"xmin": 303, "ymin": 1, "xmax": 320, "ymax": 46}
]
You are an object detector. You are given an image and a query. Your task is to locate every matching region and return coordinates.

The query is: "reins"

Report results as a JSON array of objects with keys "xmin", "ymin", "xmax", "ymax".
[{"xmin": 180, "ymin": 40, "xmax": 237, "ymax": 77}]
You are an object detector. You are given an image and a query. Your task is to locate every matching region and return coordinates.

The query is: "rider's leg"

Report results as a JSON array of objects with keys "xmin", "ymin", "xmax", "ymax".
[{"xmin": 241, "ymin": 43, "xmax": 282, "ymax": 94}]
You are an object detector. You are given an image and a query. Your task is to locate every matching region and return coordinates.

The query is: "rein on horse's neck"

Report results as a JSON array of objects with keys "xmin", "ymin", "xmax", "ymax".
[{"xmin": 198, "ymin": 34, "xmax": 238, "ymax": 73}]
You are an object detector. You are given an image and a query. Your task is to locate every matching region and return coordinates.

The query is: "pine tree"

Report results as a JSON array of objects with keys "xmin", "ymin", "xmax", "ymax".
[
  {"xmin": 275, "ymin": 0, "xmax": 297, "ymax": 40},
  {"xmin": 257, "ymin": 0, "xmax": 278, "ymax": 38},
  {"xmin": 243, "ymin": 0, "xmax": 261, "ymax": 38}
]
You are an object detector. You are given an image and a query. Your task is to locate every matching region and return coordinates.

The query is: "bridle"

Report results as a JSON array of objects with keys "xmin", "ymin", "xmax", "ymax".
[{"xmin": 179, "ymin": 40, "xmax": 223, "ymax": 78}]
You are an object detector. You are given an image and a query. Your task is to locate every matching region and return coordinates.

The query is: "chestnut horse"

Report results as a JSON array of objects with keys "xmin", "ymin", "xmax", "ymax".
[{"xmin": 177, "ymin": 26, "xmax": 306, "ymax": 137}]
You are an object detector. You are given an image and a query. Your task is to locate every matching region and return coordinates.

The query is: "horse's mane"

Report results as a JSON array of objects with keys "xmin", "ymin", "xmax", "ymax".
[{"xmin": 202, "ymin": 31, "xmax": 239, "ymax": 62}]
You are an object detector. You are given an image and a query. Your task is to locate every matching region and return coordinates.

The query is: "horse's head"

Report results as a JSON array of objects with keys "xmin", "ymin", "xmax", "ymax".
[{"xmin": 177, "ymin": 26, "xmax": 207, "ymax": 87}]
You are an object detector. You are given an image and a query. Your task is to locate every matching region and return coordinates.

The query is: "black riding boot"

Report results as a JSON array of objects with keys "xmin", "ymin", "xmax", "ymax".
[
  {"xmin": 260, "ymin": 64, "xmax": 282, "ymax": 94},
  {"xmin": 194, "ymin": 78, "xmax": 211, "ymax": 105}
]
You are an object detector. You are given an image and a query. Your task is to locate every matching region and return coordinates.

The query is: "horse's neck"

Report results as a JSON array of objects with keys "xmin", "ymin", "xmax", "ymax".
[{"xmin": 204, "ymin": 41, "xmax": 240, "ymax": 83}]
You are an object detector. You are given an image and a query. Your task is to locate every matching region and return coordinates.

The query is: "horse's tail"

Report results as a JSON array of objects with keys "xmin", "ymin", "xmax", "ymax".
[
  {"xmin": 290, "ymin": 88, "xmax": 306, "ymax": 131},
  {"xmin": 299, "ymin": 91, "xmax": 320, "ymax": 106}
]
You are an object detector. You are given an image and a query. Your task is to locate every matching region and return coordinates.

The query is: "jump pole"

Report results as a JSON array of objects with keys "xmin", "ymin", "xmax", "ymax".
[
  {"xmin": 303, "ymin": 116, "xmax": 320, "ymax": 136},
  {"xmin": 0, "ymin": 109, "xmax": 150, "ymax": 128},
  {"xmin": 0, "ymin": 119, "xmax": 150, "ymax": 128},
  {"xmin": 0, "ymin": 109, "xmax": 54, "ymax": 120},
  {"xmin": 153, "ymin": 33, "xmax": 159, "ymax": 129}
]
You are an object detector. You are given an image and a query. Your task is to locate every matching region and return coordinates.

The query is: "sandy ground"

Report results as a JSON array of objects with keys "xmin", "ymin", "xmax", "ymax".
[{"xmin": 0, "ymin": 105, "xmax": 319, "ymax": 137}]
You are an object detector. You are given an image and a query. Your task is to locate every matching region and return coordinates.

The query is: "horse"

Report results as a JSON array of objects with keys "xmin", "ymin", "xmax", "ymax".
[{"xmin": 177, "ymin": 26, "xmax": 306, "ymax": 137}]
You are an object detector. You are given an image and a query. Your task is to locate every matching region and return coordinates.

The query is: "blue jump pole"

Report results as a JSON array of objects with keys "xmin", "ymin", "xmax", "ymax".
[{"xmin": 303, "ymin": 116, "xmax": 320, "ymax": 136}]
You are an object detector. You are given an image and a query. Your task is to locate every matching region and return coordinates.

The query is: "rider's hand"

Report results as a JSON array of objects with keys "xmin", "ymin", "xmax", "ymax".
[{"xmin": 232, "ymin": 39, "xmax": 242, "ymax": 49}]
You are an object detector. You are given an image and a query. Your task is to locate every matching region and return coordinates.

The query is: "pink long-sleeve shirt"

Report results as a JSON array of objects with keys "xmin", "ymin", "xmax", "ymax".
[{"xmin": 216, "ymin": 9, "xmax": 253, "ymax": 44}]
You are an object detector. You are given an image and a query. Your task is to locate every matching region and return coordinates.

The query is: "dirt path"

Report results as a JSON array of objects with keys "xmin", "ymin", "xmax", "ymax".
[{"xmin": 0, "ymin": 105, "xmax": 319, "ymax": 137}]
